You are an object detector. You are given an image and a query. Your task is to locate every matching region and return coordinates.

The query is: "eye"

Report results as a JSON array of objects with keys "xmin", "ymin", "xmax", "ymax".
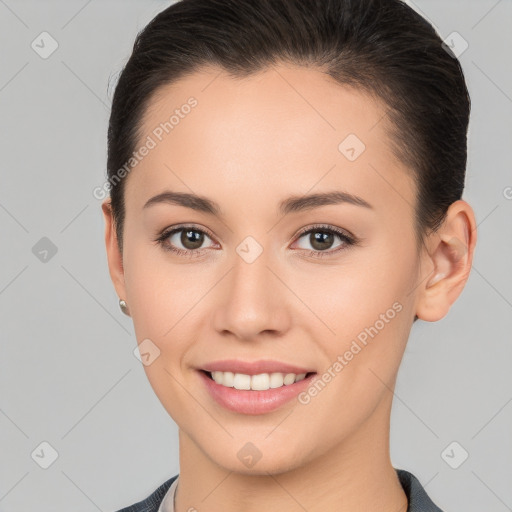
[
  {"xmin": 155, "ymin": 225, "xmax": 217, "ymax": 257},
  {"xmin": 292, "ymin": 224, "xmax": 356, "ymax": 258},
  {"xmin": 155, "ymin": 223, "xmax": 358, "ymax": 259}
]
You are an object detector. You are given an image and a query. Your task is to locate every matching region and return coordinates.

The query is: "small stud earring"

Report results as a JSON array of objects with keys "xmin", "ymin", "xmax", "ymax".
[{"xmin": 119, "ymin": 299, "xmax": 130, "ymax": 316}]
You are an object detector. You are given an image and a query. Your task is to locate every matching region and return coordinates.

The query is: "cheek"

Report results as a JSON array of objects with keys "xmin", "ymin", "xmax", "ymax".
[
  {"xmin": 123, "ymin": 242, "xmax": 214, "ymax": 377},
  {"xmin": 291, "ymin": 272, "xmax": 410, "ymax": 439},
  {"xmin": 124, "ymin": 262, "xmax": 168, "ymax": 335},
  {"xmin": 122, "ymin": 236, "xmax": 188, "ymax": 333},
  {"xmin": 302, "ymin": 249, "xmax": 414, "ymax": 338},
  {"xmin": 300, "ymin": 245, "xmax": 416, "ymax": 389}
]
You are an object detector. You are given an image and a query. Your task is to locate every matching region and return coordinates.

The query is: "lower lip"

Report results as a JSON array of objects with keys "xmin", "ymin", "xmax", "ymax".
[{"xmin": 198, "ymin": 370, "xmax": 316, "ymax": 415}]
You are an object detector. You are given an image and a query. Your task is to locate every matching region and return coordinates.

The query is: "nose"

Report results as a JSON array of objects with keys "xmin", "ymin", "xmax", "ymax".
[{"xmin": 211, "ymin": 249, "xmax": 292, "ymax": 342}]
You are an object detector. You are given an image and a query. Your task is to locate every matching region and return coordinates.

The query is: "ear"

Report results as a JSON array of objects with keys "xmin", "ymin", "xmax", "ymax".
[
  {"xmin": 415, "ymin": 200, "xmax": 477, "ymax": 322},
  {"xmin": 101, "ymin": 198, "xmax": 128, "ymax": 313}
]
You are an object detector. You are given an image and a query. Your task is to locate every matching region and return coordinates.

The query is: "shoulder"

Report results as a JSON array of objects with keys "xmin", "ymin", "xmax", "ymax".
[
  {"xmin": 396, "ymin": 468, "xmax": 445, "ymax": 512},
  {"xmin": 114, "ymin": 474, "xmax": 179, "ymax": 512}
]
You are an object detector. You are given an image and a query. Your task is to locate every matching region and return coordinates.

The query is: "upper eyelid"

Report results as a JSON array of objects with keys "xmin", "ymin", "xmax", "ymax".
[
  {"xmin": 295, "ymin": 224, "xmax": 352, "ymax": 238},
  {"xmin": 165, "ymin": 224, "xmax": 216, "ymax": 241}
]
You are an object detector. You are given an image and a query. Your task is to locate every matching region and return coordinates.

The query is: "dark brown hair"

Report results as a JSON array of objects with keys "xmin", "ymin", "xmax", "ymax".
[{"xmin": 106, "ymin": 0, "xmax": 470, "ymax": 271}]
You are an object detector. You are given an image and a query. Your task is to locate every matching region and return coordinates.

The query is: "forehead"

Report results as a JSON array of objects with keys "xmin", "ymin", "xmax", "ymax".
[
  {"xmin": 141, "ymin": 63, "xmax": 389, "ymax": 148},
  {"xmin": 127, "ymin": 64, "xmax": 415, "ymax": 218}
]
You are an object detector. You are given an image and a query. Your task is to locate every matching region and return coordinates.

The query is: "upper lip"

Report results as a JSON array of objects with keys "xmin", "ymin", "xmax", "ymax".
[{"xmin": 200, "ymin": 359, "xmax": 316, "ymax": 376}]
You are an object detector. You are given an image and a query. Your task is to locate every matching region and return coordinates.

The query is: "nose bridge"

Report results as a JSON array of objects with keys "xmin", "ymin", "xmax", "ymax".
[
  {"xmin": 212, "ymin": 238, "xmax": 289, "ymax": 339},
  {"xmin": 232, "ymin": 239, "xmax": 272, "ymax": 297}
]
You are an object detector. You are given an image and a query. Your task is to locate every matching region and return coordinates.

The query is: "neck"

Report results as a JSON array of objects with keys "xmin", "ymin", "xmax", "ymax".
[{"xmin": 175, "ymin": 392, "xmax": 408, "ymax": 512}]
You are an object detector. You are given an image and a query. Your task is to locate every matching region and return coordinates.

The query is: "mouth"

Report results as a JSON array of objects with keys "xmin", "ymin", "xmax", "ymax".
[
  {"xmin": 200, "ymin": 369, "xmax": 317, "ymax": 391},
  {"xmin": 197, "ymin": 368, "xmax": 318, "ymax": 415}
]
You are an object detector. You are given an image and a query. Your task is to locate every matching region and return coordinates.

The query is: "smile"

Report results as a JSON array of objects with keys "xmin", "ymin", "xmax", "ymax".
[
  {"xmin": 198, "ymin": 369, "xmax": 318, "ymax": 415},
  {"xmin": 207, "ymin": 370, "xmax": 313, "ymax": 390}
]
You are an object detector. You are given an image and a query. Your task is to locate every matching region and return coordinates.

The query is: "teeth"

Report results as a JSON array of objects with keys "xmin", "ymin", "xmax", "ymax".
[{"xmin": 210, "ymin": 371, "xmax": 308, "ymax": 390}]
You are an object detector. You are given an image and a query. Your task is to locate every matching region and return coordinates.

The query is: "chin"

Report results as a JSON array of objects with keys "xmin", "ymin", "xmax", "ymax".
[{"xmin": 202, "ymin": 436, "xmax": 311, "ymax": 477}]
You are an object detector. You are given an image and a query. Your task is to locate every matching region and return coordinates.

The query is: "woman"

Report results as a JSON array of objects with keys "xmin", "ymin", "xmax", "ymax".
[{"xmin": 102, "ymin": 0, "xmax": 476, "ymax": 510}]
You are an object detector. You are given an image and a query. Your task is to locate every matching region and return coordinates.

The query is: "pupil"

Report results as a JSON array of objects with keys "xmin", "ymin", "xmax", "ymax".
[
  {"xmin": 311, "ymin": 231, "xmax": 333, "ymax": 250},
  {"xmin": 182, "ymin": 229, "xmax": 203, "ymax": 249}
]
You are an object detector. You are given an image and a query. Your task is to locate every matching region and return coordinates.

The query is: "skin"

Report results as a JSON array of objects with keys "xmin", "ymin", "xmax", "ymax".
[{"xmin": 102, "ymin": 63, "xmax": 477, "ymax": 512}]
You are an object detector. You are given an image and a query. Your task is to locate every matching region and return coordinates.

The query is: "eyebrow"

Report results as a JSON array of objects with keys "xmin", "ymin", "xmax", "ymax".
[{"xmin": 143, "ymin": 190, "xmax": 373, "ymax": 216}]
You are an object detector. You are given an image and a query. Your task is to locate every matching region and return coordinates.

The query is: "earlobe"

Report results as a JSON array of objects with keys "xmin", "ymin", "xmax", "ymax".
[
  {"xmin": 101, "ymin": 198, "xmax": 127, "ymax": 303},
  {"xmin": 415, "ymin": 200, "xmax": 477, "ymax": 322}
]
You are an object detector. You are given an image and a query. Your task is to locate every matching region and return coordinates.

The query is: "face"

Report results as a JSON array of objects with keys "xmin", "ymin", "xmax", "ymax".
[{"xmin": 103, "ymin": 63, "xmax": 426, "ymax": 474}]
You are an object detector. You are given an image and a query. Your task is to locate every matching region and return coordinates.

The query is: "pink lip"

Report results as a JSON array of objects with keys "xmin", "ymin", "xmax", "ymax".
[
  {"xmin": 197, "ymin": 368, "xmax": 317, "ymax": 415},
  {"xmin": 200, "ymin": 359, "xmax": 315, "ymax": 375}
]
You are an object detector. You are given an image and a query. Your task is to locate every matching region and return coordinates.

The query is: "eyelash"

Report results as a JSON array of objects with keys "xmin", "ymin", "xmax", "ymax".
[{"xmin": 154, "ymin": 223, "xmax": 358, "ymax": 259}]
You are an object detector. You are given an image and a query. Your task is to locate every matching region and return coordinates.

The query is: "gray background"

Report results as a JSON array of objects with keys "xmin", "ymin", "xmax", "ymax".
[{"xmin": 0, "ymin": 0, "xmax": 511, "ymax": 510}]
